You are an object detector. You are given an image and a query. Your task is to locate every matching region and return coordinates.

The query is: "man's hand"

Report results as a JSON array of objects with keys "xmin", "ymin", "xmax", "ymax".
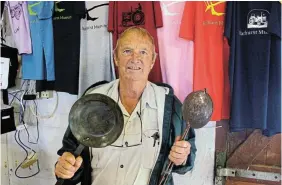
[
  {"xmin": 168, "ymin": 136, "xmax": 191, "ymax": 166},
  {"xmin": 55, "ymin": 152, "xmax": 83, "ymax": 179}
]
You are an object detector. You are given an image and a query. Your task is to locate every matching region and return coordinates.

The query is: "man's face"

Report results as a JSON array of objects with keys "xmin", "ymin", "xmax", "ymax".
[{"xmin": 115, "ymin": 32, "xmax": 155, "ymax": 82}]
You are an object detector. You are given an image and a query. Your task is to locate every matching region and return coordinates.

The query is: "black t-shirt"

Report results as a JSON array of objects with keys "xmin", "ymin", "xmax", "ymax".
[
  {"xmin": 52, "ymin": 1, "xmax": 86, "ymax": 95},
  {"xmin": 224, "ymin": 1, "xmax": 281, "ymax": 136}
]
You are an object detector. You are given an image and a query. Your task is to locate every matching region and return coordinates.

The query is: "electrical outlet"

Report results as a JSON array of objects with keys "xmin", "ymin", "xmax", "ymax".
[{"xmin": 37, "ymin": 91, "xmax": 53, "ymax": 99}]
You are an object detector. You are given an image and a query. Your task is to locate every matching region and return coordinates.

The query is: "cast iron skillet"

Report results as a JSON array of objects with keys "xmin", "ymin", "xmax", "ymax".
[{"xmin": 55, "ymin": 93, "xmax": 124, "ymax": 185}]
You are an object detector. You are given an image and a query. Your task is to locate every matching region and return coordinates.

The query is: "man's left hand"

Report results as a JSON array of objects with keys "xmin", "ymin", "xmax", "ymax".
[{"xmin": 169, "ymin": 136, "xmax": 191, "ymax": 166}]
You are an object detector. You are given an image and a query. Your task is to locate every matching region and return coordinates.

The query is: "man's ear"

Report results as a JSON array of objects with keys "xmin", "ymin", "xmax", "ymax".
[
  {"xmin": 114, "ymin": 51, "xmax": 119, "ymax": 67},
  {"xmin": 150, "ymin": 61, "xmax": 155, "ymax": 70},
  {"xmin": 151, "ymin": 53, "xmax": 157, "ymax": 69}
]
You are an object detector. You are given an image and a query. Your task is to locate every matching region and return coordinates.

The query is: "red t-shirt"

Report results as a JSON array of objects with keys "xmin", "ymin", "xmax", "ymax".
[
  {"xmin": 108, "ymin": 1, "xmax": 163, "ymax": 83},
  {"xmin": 179, "ymin": 1, "xmax": 230, "ymax": 121}
]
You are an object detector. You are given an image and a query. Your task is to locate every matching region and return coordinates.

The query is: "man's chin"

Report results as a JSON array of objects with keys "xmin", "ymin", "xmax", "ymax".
[{"xmin": 122, "ymin": 75, "xmax": 146, "ymax": 82}]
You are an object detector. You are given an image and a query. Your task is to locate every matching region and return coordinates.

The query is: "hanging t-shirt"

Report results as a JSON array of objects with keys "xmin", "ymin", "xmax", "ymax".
[
  {"xmin": 1, "ymin": 4, "xmax": 17, "ymax": 48},
  {"xmin": 224, "ymin": 2, "xmax": 281, "ymax": 136},
  {"xmin": 108, "ymin": 1, "xmax": 163, "ymax": 83},
  {"xmin": 157, "ymin": 1, "xmax": 193, "ymax": 103},
  {"xmin": 78, "ymin": 1, "xmax": 115, "ymax": 97},
  {"xmin": 52, "ymin": 1, "xmax": 86, "ymax": 95},
  {"xmin": 5, "ymin": 1, "xmax": 32, "ymax": 54},
  {"xmin": 179, "ymin": 1, "xmax": 230, "ymax": 121},
  {"xmin": 22, "ymin": 1, "xmax": 55, "ymax": 81}
]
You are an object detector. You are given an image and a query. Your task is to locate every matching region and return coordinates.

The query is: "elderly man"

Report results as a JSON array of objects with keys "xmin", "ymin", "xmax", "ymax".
[{"xmin": 55, "ymin": 27, "xmax": 196, "ymax": 185}]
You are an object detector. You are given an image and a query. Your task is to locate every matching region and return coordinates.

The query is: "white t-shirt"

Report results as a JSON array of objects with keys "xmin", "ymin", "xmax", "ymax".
[{"xmin": 78, "ymin": 1, "xmax": 116, "ymax": 97}]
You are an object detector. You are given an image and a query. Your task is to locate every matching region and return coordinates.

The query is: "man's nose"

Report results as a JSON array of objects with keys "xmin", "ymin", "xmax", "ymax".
[{"xmin": 131, "ymin": 51, "xmax": 142, "ymax": 61}]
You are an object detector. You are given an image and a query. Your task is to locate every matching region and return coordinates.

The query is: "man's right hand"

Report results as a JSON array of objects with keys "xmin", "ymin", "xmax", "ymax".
[{"xmin": 55, "ymin": 152, "xmax": 83, "ymax": 179}]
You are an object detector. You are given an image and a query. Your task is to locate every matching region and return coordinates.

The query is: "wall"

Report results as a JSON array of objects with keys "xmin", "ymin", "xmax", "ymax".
[{"xmin": 1, "ymin": 91, "xmax": 215, "ymax": 185}]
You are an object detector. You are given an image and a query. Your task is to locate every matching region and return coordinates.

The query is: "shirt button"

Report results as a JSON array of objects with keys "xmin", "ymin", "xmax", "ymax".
[
  {"xmin": 120, "ymin": 165, "xmax": 124, "ymax": 168},
  {"xmin": 125, "ymin": 141, "xmax": 128, "ymax": 146}
]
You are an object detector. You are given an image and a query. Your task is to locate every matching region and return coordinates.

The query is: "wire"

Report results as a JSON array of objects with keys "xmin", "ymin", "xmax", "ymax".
[
  {"xmin": 9, "ymin": 80, "xmax": 26, "ymax": 105},
  {"xmin": 14, "ymin": 130, "xmax": 28, "ymax": 155},
  {"xmin": 29, "ymin": 90, "xmax": 58, "ymax": 119},
  {"xmin": 14, "ymin": 130, "xmax": 40, "ymax": 178},
  {"xmin": 11, "ymin": 80, "xmax": 40, "ymax": 178},
  {"xmin": 19, "ymin": 100, "xmax": 39, "ymax": 145},
  {"xmin": 23, "ymin": 101, "xmax": 39, "ymax": 144}
]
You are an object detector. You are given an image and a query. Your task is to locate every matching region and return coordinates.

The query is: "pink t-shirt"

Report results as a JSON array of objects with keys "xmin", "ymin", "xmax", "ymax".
[
  {"xmin": 157, "ymin": 1, "xmax": 194, "ymax": 102},
  {"xmin": 6, "ymin": 1, "xmax": 32, "ymax": 54}
]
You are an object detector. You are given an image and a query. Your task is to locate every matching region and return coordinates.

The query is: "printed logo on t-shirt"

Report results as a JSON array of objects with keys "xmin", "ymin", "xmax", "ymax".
[
  {"xmin": 238, "ymin": 9, "xmax": 270, "ymax": 36},
  {"xmin": 55, "ymin": 1, "xmax": 65, "ymax": 13},
  {"xmin": 28, "ymin": 2, "xmax": 41, "ymax": 16},
  {"xmin": 120, "ymin": 3, "xmax": 145, "ymax": 27},
  {"xmin": 86, "ymin": 3, "xmax": 109, "ymax": 22},
  {"xmin": 247, "ymin": 9, "xmax": 269, "ymax": 29},
  {"xmin": 10, "ymin": 2, "xmax": 23, "ymax": 20},
  {"xmin": 204, "ymin": 1, "xmax": 225, "ymax": 16},
  {"xmin": 81, "ymin": 3, "xmax": 109, "ymax": 31},
  {"xmin": 8, "ymin": 2, "xmax": 23, "ymax": 33},
  {"xmin": 53, "ymin": 2, "xmax": 73, "ymax": 20}
]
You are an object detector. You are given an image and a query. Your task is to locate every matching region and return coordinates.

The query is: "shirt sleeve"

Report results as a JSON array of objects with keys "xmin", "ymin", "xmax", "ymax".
[
  {"xmin": 224, "ymin": 2, "xmax": 233, "ymax": 44},
  {"xmin": 108, "ymin": 1, "xmax": 115, "ymax": 32},
  {"xmin": 179, "ymin": 1, "xmax": 196, "ymax": 41},
  {"xmin": 152, "ymin": 1, "xmax": 163, "ymax": 28},
  {"xmin": 267, "ymin": 2, "xmax": 281, "ymax": 38}
]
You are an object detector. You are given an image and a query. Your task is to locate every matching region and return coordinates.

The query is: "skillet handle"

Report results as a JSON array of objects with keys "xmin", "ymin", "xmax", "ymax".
[
  {"xmin": 73, "ymin": 144, "xmax": 85, "ymax": 157},
  {"xmin": 55, "ymin": 144, "xmax": 85, "ymax": 185},
  {"xmin": 55, "ymin": 179, "xmax": 64, "ymax": 185}
]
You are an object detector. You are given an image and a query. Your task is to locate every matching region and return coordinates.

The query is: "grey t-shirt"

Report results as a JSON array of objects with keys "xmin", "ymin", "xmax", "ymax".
[{"xmin": 78, "ymin": 1, "xmax": 115, "ymax": 97}]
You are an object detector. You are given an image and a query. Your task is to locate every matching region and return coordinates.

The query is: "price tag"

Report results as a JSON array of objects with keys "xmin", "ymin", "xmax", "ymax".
[{"xmin": 0, "ymin": 57, "xmax": 10, "ymax": 89}]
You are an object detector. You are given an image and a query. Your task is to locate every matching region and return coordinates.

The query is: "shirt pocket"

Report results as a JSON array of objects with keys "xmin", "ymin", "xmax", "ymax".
[
  {"xmin": 141, "ymin": 129, "xmax": 160, "ymax": 169},
  {"xmin": 91, "ymin": 147, "xmax": 117, "ymax": 169}
]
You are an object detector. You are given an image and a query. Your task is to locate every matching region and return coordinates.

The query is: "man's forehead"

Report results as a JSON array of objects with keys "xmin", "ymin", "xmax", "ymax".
[{"xmin": 119, "ymin": 35, "xmax": 153, "ymax": 49}]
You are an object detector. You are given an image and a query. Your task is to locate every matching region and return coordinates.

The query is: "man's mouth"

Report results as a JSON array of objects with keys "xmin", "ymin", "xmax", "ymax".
[{"xmin": 127, "ymin": 66, "xmax": 141, "ymax": 70}]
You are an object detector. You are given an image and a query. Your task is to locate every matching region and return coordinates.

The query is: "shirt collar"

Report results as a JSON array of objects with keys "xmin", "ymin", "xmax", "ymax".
[{"xmin": 108, "ymin": 80, "xmax": 158, "ymax": 112}]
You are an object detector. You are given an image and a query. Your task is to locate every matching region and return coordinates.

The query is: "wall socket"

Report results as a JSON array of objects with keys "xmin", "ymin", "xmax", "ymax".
[{"xmin": 36, "ymin": 91, "xmax": 53, "ymax": 99}]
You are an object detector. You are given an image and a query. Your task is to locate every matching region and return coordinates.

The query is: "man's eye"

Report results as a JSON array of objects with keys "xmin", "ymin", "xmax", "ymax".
[
  {"xmin": 140, "ymin": 51, "xmax": 147, "ymax": 55},
  {"xmin": 123, "ymin": 50, "xmax": 132, "ymax": 54}
]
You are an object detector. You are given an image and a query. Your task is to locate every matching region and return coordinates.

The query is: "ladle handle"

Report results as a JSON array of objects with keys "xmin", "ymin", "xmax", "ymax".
[
  {"xmin": 55, "ymin": 144, "xmax": 85, "ymax": 185},
  {"xmin": 158, "ymin": 123, "xmax": 191, "ymax": 185}
]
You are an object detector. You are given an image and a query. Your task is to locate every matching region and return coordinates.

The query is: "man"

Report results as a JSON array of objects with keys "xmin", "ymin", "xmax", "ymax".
[{"xmin": 55, "ymin": 27, "xmax": 196, "ymax": 185}]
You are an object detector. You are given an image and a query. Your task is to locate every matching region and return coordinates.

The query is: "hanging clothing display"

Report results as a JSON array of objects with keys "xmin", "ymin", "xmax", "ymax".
[
  {"xmin": 179, "ymin": 1, "xmax": 230, "ymax": 121},
  {"xmin": 224, "ymin": 2, "xmax": 281, "ymax": 136},
  {"xmin": 108, "ymin": 1, "xmax": 163, "ymax": 83},
  {"xmin": 22, "ymin": 1, "xmax": 55, "ymax": 81},
  {"xmin": 157, "ymin": 1, "xmax": 194, "ymax": 103},
  {"xmin": 52, "ymin": 1, "xmax": 86, "ymax": 95},
  {"xmin": 78, "ymin": 1, "xmax": 115, "ymax": 97},
  {"xmin": 5, "ymin": 1, "xmax": 32, "ymax": 54}
]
